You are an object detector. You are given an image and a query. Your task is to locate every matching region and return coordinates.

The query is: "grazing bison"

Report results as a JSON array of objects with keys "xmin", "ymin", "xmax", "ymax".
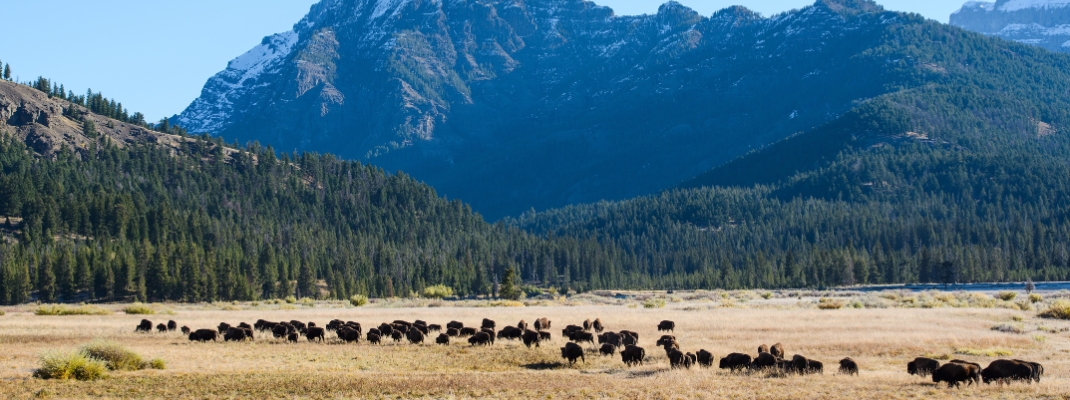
[
  {"xmin": 481, "ymin": 318, "xmax": 496, "ymax": 330},
  {"xmin": 657, "ymin": 320, "xmax": 675, "ymax": 332},
  {"xmin": 621, "ymin": 345, "xmax": 645, "ymax": 367},
  {"xmin": 667, "ymin": 348, "xmax": 689, "ymax": 369},
  {"xmin": 719, "ymin": 353, "xmax": 752, "ymax": 372},
  {"xmin": 217, "ymin": 322, "xmax": 231, "ymax": 334},
  {"xmin": 326, "ymin": 319, "xmax": 343, "ymax": 331},
  {"xmin": 561, "ymin": 342, "xmax": 585, "ymax": 365},
  {"xmin": 752, "ymin": 352, "xmax": 777, "ymax": 370},
  {"xmin": 770, "ymin": 342, "xmax": 785, "ymax": 359},
  {"xmin": 447, "ymin": 321, "xmax": 464, "ymax": 330},
  {"xmin": 933, "ymin": 363, "xmax": 973, "ymax": 388},
  {"xmin": 481, "ymin": 328, "xmax": 497, "ymax": 344},
  {"xmin": 436, "ymin": 333, "xmax": 450, "ymax": 345},
  {"xmin": 368, "ymin": 328, "xmax": 381, "ymax": 337},
  {"xmin": 367, "ymin": 332, "xmax": 381, "ymax": 344},
  {"xmin": 393, "ymin": 320, "xmax": 412, "ymax": 327},
  {"xmin": 136, "ymin": 319, "xmax": 153, "ymax": 333},
  {"xmin": 406, "ymin": 328, "xmax": 425, "ymax": 344},
  {"xmin": 696, "ymin": 349, "xmax": 714, "ymax": 368},
  {"xmin": 156, "ymin": 323, "xmax": 168, "ymax": 333},
  {"xmin": 777, "ymin": 359, "xmax": 796, "ymax": 373},
  {"xmin": 599, "ymin": 343, "xmax": 617, "ymax": 356},
  {"xmin": 468, "ymin": 332, "xmax": 492, "ymax": 346},
  {"xmin": 569, "ymin": 331, "xmax": 595, "ymax": 344},
  {"xmin": 562, "ymin": 325, "xmax": 584, "ymax": 336},
  {"xmin": 306, "ymin": 327, "xmax": 326, "ymax": 342},
  {"xmin": 391, "ymin": 330, "xmax": 404, "ymax": 343},
  {"xmin": 839, "ymin": 357, "xmax": 859, "ymax": 376},
  {"xmin": 660, "ymin": 340, "xmax": 680, "ymax": 352},
  {"xmin": 242, "ymin": 327, "xmax": 255, "ymax": 340},
  {"xmin": 758, "ymin": 344, "xmax": 769, "ymax": 354},
  {"xmin": 790, "ymin": 355, "xmax": 811, "ymax": 375},
  {"xmin": 948, "ymin": 360, "xmax": 981, "ymax": 386},
  {"xmin": 188, "ymin": 329, "xmax": 218, "ymax": 342},
  {"xmin": 273, "ymin": 324, "xmax": 290, "ymax": 339},
  {"xmin": 517, "ymin": 320, "xmax": 528, "ymax": 331},
  {"xmin": 592, "ymin": 318, "xmax": 604, "ymax": 333},
  {"xmin": 224, "ymin": 327, "xmax": 248, "ymax": 342},
  {"xmin": 598, "ymin": 332, "xmax": 623, "ymax": 347},
  {"xmin": 981, "ymin": 359, "xmax": 1035, "ymax": 385},
  {"xmin": 534, "ymin": 317, "xmax": 551, "ymax": 331},
  {"xmin": 620, "ymin": 330, "xmax": 639, "ymax": 346},
  {"xmin": 167, "ymin": 320, "xmax": 177, "ymax": 331},
  {"xmin": 459, "ymin": 327, "xmax": 477, "ymax": 337},
  {"xmin": 908, "ymin": 357, "xmax": 940, "ymax": 377},
  {"xmin": 345, "ymin": 322, "xmax": 362, "ymax": 334},
  {"xmin": 287, "ymin": 332, "xmax": 299, "ymax": 342},
  {"xmin": 1013, "ymin": 359, "xmax": 1044, "ymax": 382},
  {"xmin": 378, "ymin": 323, "xmax": 393, "ymax": 336},
  {"xmin": 497, "ymin": 326, "xmax": 523, "ymax": 340},
  {"xmin": 180, "ymin": 326, "xmax": 191, "ymax": 335},
  {"xmin": 446, "ymin": 328, "xmax": 460, "ymax": 337},
  {"xmin": 238, "ymin": 322, "xmax": 253, "ymax": 330},
  {"xmin": 655, "ymin": 335, "xmax": 676, "ymax": 347},
  {"xmin": 412, "ymin": 324, "xmax": 429, "ymax": 335},
  {"xmin": 538, "ymin": 331, "xmax": 552, "ymax": 341},
  {"xmin": 522, "ymin": 329, "xmax": 541, "ymax": 348},
  {"xmin": 807, "ymin": 359, "xmax": 824, "ymax": 374},
  {"xmin": 428, "ymin": 324, "xmax": 442, "ymax": 332},
  {"xmin": 338, "ymin": 327, "xmax": 361, "ymax": 343},
  {"xmin": 582, "ymin": 319, "xmax": 593, "ymax": 331}
]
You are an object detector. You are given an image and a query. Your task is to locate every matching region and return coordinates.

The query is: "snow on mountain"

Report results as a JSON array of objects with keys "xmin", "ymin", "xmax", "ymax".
[
  {"xmin": 998, "ymin": 0, "xmax": 1070, "ymax": 11},
  {"xmin": 951, "ymin": 0, "xmax": 1070, "ymax": 52}
]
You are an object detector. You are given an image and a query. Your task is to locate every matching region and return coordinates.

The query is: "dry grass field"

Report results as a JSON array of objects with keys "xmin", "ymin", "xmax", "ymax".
[{"xmin": 1, "ymin": 291, "xmax": 1068, "ymax": 399}]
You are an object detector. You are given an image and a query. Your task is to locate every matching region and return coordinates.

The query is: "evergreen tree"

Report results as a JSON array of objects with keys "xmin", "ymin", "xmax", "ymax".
[
  {"xmin": 499, "ymin": 266, "xmax": 520, "ymax": 300},
  {"xmin": 37, "ymin": 253, "xmax": 56, "ymax": 303},
  {"xmin": 298, "ymin": 260, "xmax": 316, "ymax": 299}
]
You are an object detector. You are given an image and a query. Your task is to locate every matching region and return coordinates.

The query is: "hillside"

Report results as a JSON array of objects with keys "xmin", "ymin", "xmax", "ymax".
[
  {"xmin": 176, "ymin": 0, "xmax": 946, "ymax": 219},
  {"xmin": 951, "ymin": 0, "xmax": 1070, "ymax": 53}
]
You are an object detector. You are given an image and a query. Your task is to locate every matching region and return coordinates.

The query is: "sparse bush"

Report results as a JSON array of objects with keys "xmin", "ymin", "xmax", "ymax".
[
  {"xmin": 421, "ymin": 284, "xmax": 454, "ymax": 299},
  {"xmin": 997, "ymin": 291, "xmax": 1017, "ymax": 301},
  {"xmin": 990, "ymin": 324, "xmax": 1025, "ymax": 334},
  {"xmin": 817, "ymin": 298, "xmax": 845, "ymax": 310},
  {"xmin": 33, "ymin": 350, "xmax": 107, "ymax": 381},
  {"xmin": 1028, "ymin": 293, "xmax": 1043, "ymax": 303},
  {"xmin": 122, "ymin": 303, "xmax": 155, "ymax": 315},
  {"xmin": 1038, "ymin": 299, "xmax": 1070, "ymax": 320},
  {"xmin": 80, "ymin": 340, "xmax": 144, "ymax": 371},
  {"xmin": 761, "ymin": 292, "xmax": 773, "ymax": 299},
  {"xmin": 1015, "ymin": 299, "xmax": 1034, "ymax": 311},
  {"xmin": 521, "ymin": 285, "xmax": 543, "ymax": 298},
  {"xmin": 1011, "ymin": 315, "xmax": 1024, "ymax": 322},
  {"xmin": 349, "ymin": 294, "xmax": 368, "ymax": 307},
  {"xmin": 34, "ymin": 304, "xmax": 111, "ymax": 316},
  {"xmin": 149, "ymin": 358, "xmax": 166, "ymax": 370},
  {"xmin": 0, "ymin": 310, "xmax": 5, "ymax": 316},
  {"xmin": 1032, "ymin": 335, "xmax": 1046, "ymax": 343},
  {"xmin": 489, "ymin": 300, "xmax": 525, "ymax": 307},
  {"xmin": 849, "ymin": 301, "xmax": 865, "ymax": 309},
  {"xmin": 954, "ymin": 347, "xmax": 1012, "ymax": 357},
  {"xmin": 643, "ymin": 298, "xmax": 666, "ymax": 309},
  {"xmin": 299, "ymin": 297, "xmax": 315, "ymax": 307},
  {"xmin": 922, "ymin": 353, "xmax": 951, "ymax": 360},
  {"xmin": 285, "ymin": 296, "xmax": 297, "ymax": 304}
]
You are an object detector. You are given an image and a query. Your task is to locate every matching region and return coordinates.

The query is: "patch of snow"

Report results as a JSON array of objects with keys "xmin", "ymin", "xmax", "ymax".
[
  {"xmin": 1063, "ymin": 39, "xmax": 1070, "ymax": 46},
  {"xmin": 372, "ymin": 0, "xmax": 412, "ymax": 20},
  {"xmin": 954, "ymin": 1, "xmax": 995, "ymax": 14},
  {"xmin": 789, "ymin": 110, "xmax": 798, "ymax": 119},
  {"xmin": 227, "ymin": 30, "xmax": 299, "ymax": 86},
  {"xmin": 998, "ymin": 0, "xmax": 1070, "ymax": 11}
]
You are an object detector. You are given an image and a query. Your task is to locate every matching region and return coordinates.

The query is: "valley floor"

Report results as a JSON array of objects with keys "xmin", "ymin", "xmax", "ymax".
[{"xmin": 0, "ymin": 292, "xmax": 1068, "ymax": 399}]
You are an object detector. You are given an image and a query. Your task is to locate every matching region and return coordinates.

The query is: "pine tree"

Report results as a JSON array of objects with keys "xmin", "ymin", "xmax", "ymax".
[
  {"xmin": 82, "ymin": 120, "xmax": 96, "ymax": 138},
  {"xmin": 4, "ymin": 64, "xmax": 12, "ymax": 81},
  {"xmin": 499, "ymin": 266, "xmax": 520, "ymax": 300},
  {"xmin": 298, "ymin": 260, "xmax": 316, "ymax": 299},
  {"xmin": 37, "ymin": 253, "xmax": 56, "ymax": 303}
]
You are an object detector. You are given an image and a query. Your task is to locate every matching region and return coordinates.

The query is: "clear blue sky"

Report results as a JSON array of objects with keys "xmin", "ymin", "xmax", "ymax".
[{"xmin": 0, "ymin": 0, "xmax": 962, "ymax": 122}]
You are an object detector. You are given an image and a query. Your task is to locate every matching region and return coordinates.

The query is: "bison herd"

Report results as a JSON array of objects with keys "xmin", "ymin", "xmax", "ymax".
[{"xmin": 134, "ymin": 317, "xmax": 1045, "ymax": 388}]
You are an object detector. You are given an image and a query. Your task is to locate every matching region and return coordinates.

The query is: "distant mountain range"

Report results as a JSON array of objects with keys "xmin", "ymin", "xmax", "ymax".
[{"xmin": 951, "ymin": 0, "xmax": 1070, "ymax": 52}]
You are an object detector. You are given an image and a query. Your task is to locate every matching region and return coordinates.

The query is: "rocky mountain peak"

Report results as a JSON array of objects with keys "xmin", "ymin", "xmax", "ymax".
[{"xmin": 951, "ymin": 0, "xmax": 1070, "ymax": 52}]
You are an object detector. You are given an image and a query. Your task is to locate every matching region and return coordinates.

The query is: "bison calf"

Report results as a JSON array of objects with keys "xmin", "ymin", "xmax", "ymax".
[
  {"xmin": 436, "ymin": 333, "xmax": 450, "ymax": 345},
  {"xmin": 839, "ymin": 357, "xmax": 859, "ymax": 376},
  {"xmin": 561, "ymin": 342, "xmax": 585, "ymax": 365}
]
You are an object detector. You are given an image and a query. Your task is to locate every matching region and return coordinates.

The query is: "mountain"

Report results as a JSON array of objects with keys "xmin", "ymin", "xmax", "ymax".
[
  {"xmin": 177, "ymin": 0, "xmax": 939, "ymax": 220},
  {"xmin": 951, "ymin": 0, "xmax": 1070, "ymax": 52}
]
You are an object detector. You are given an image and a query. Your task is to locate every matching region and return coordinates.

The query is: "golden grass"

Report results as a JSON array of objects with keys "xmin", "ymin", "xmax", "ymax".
[
  {"xmin": 33, "ymin": 304, "xmax": 111, "ymax": 316},
  {"xmin": 0, "ymin": 292, "xmax": 1067, "ymax": 399}
]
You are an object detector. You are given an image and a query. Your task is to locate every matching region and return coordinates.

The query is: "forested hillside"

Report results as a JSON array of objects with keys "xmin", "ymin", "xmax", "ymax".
[{"xmin": 512, "ymin": 17, "xmax": 1070, "ymax": 289}]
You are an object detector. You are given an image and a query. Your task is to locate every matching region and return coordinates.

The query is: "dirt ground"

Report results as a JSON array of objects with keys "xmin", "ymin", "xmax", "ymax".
[{"xmin": 0, "ymin": 295, "xmax": 1068, "ymax": 399}]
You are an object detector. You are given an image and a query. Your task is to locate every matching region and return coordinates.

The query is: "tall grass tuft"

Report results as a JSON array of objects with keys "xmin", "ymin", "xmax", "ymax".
[
  {"xmin": 349, "ymin": 294, "xmax": 368, "ymax": 307},
  {"xmin": 1038, "ymin": 299, "xmax": 1070, "ymax": 320},
  {"xmin": 80, "ymin": 340, "xmax": 144, "ymax": 371},
  {"xmin": 122, "ymin": 303, "xmax": 155, "ymax": 315},
  {"xmin": 34, "ymin": 304, "xmax": 111, "ymax": 316},
  {"xmin": 996, "ymin": 291, "xmax": 1017, "ymax": 301},
  {"xmin": 32, "ymin": 350, "xmax": 107, "ymax": 381}
]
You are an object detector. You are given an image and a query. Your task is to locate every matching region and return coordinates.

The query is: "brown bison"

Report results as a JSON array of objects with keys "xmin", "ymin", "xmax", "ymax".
[
  {"xmin": 273, "ymin": 324, "xmax": 290, "ymax": 338},
  {"xmin": 667, "ymin": 348, "xmax": 689, "ymax": 369},
  {"xmin": 790, "ymin": 355, "xmax": 812, "ymax": 375},
  {"xmin": 538, "ymin": 331, "xmax": 552, "ymax": 341},
  {"xmin": 948, "ymin": 360, "xmax": 981, "ymax": 386},
  {"xmin": 391, "ymin": 330, "xmax": 404, "ymax": 343},
  {"xmin": 592, "ymin": 318, "xmax": 604, "ymax": 333},
  {"xmin": 428, "ymin": 324, "xmax": 442, "ymax": 332},
  {"xmin": 167, "ymin": 320, "xmax": 177, "ymax": 331},
  {"xmin": 136, "ymin": 319, "xmax": 153, "ymax": 333},
  {"xmin": 326, "ymin": 319, "xmax": 343, "ymax": 331},
  {"xmin": 981, "ymin": 359, "xmax": 1035, "ymax": 385},
  {"xmin": 446, "ymin": 327, "xmax": 460, "ymax": 337},
  {"xmin": 468, "ymin": 331, "xmax": 492, "ymax": 346},
  {"xmin": 660, "ymin": 340, "xmax": 680, "ymax": 352},
  {"xmin": 807, "ymin": 359, "xmax": 824, "ymax": 374},
  {"xmin": 377, "ymin": 323, "xmax": 393, "ymax": 336},
  {"xmin": 188, "ymin": 329, "xmax": 218, "ymax": 342},
  {"xmin": 367, "ymin": 332, "xmax": 381, "ymax": 344},
  {"xmin": 598, "ymin": 331, "xmax": 623, "ymax": 347},
  {"xmin": 752, "ymin": 352, "xmax": 777, "ymax": 369},
  {"xmin": 620, "ymin": 330, "xmax": 639, "ymax": 346},
  {"xmin": 719, "ymin": 353, "xmax": 752, "ymax": 372},
  {"xmin": 655, "ymin": 335, "xmax": 676, "ymax": 347},
  {"xmin": 769, "ymin": 342, "xmax": 785, "ymax": 359},
  {"xmin": 839, "ymin": 357, "xmax": 859, "ymax": 376},
  {"xmin": 569, "ymin": 331, "xmax": 595, "ymax": 344},
  {"xmin": 338, "ymin": 327, "xmax": 361, "ymax": 343},
  {"xmin": 621, "ymin": 345, "xmax": 645, "ymax": 367},
  {"xmin": 156, "ymin": 323, "xmax": 168, "ymax": 333},
  {"xmin": 180, "ymin": 326, "xmax": 191, "ymax": 335},
  {"xmin": 1013, "ymin": 359, "xmax": 1044, "ymax": 382},
  {"xmin": 406, "ymin": 328, "xmax": 425, "ymax": 344},
  {"xmin": 599, "ymin": 343, "xmax": 617, "ymax": 356},
  {"xmin": 522, "ymin": 329, "xmax": 541, "ymax": 348},
  {"xmin": 436, "ymin": 333, "xmax": 450, "ymax": 345},
  {"xmin": 217, "ymin": 322, "xmax": 231, "ymax": 334},
  {"xmin": 481, "ymin": 328, "xmax": 496, "ymax": 344},
  {"xmin": 412, "ymin": 324, "xmax": 429, "ymax": 335},
  {"xmin": 561, "ymin": 342, "xmax": 585, "ymax": 365},
  {"xmin": 517, "ymin": 320, "xmax": 528, "ymax": 331},
  {"xmin": 224, "ymin": 327, "xmax": 248, "ymax": 342},
  {"xmin": 758, "ymin": 344, "xmax": 769, "ymax": 354},
  {"xmin": 481, "ymin": 318, "xmax": 496, "ymax": 330},
  {"xmin": 696, "ymin": 349, "xmax": 714, "ymax": 368},
  {"xmin": 459, "ymin": 327, "xmax": 477, "ymax": 337},
  {"xmin": 562, "ymin": 325, "xmax": 583, "ymax": 336},
  {"xmin": 933, "ymin": 362, "xmax": 974, "ymax": 388},
  {"xmin": 908, "ymin": 357, "xmax": 940, "ymax": 377},
  {"xmin": 306, "ymin": 326, "xmax": 326, "ymax": 342},
  {"xmin": 287, "ymin": 332, "xmax": 299, "ymax": 342},
  {"xmin": 447, "ymin": 320, "xmax": 464, "ymax": 330},
  {"xmin": 582, "ymin": 319, "xmax": 593, "ymax": 331},
  {"xmin": 497, "ymin": 326, "xmax": 523, "ymax": 340},
  {"xmin": 534, "ymin": 317, "xmax": 551, "ymax": 331},
  {"xmin": 657, "ymin": 320, "xmax": 675, "ymax": 332},
  {"xmin": 238, "ymin": 322, "xmax": 253, "ymax": 330}
]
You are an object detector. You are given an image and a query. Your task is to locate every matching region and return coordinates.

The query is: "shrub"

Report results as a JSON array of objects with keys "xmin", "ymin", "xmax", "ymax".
[
  {"xmin": 34, "ymin": 304, "xmax": 111, "ymax": 316},
  {"xmin": 817, "ymin": 298, "xmax": 845, "ymax": 310},
  {"xmin": 488, "ymin": 300, "xmax": 525, "ymax": 307},
  {"xmin": 80, "ymin": 340, "xmax": 144, "ymax": 371},
  {"xmin": 122, "ymin": 303, "xmax": 155, "ymax": 315},
  {"xmin": 1038, "ymin": 299, "xmax": 1070, "ymax": 320},
  {"xmin": 0, "ymin": 310, "xmax": 5, "ymax": 316},
  {"xmin": 349, "ymin": 294, "xmax": 368, "ymax": 307},
  {"xmin": 284, "ymin": 296, "xmax": 297, "ymax": 304},
  {"xmin": 990, "ymin": 324, "xmax": 1025, "ymax": 334},
  {"xmin": 1028, "ymin": 293, "xmax": 1043, "ymax": 303},
  {"xmin": 421, "ymin": 284, "xmax": 454, "ymax": 299},
  {"xmin": 761, "ymin": 292, "xmax": 774, "ymax": 300},
  {"xmin": 33, "ymin": 350, "xmax": 107, "ymax": 381},
  {"xmin": 997, "ymin": 291, "xmax": 1017, "ymax": 301},
  {"xmin": 954, "ymin": 347, "xmax": 1012, "ymax": 357},
  {"xmin": 521, "ymin": 285, "xmax": 543, "ymax": 298},
  {"xmin": 642, "ymin": 298, "xmax": 666, "ymax": 309},
  {"xmin": 299, "ymin": 297, "xmax": 316, "ymax": 307},
  {"xmin": 149, "ymin": 358, "xmax": 166, "ymax": 370}
]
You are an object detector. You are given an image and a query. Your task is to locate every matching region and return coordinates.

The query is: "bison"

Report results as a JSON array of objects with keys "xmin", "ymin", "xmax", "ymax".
[
  {"xmin": 287, "ymin": 332, "xmax": 299, "ymax": 342},
  {"xmin": 538, "ymin": 331, "xmax": 552, "ymax": 341},
  {"xmin": 167, "ymin": 320, "xmax": 177, "ymax": 331},
  {"xmin": 378, "ymin": 323, "xmax": 393, "ymax": 336},
  {"xmin": 908, "ymin": 357, "xmax": 940, "ymax": 377},
  {"xmin": 592, "ymin": 318, "xmax": 604, "ymax": 333},
  {"xmin": 468, "ymin": 331, "xmax": 492, "ymax": 346},
  {"xmin": 188, "ymin": 329, "xmax": 218, "ymax": 342},
  {"xmin": 406, "ymin": 328, "xmax": 425, "ymax": 344},
  {"xmin": 156, "ymin": 323, "xmax": 168, "ymax": 333},
  {"xmin": 436, "ymin": 333, "xmax": 450, "ymax": 345},
  {"xmin": 522, "ymin": 329, "xmax": 541, "ymax": 348},
  {"xmin": 136, "ymin": 319, "xmax": 153, "ymax": 333},
  {"xmin": 790, "ymin": 355, "xmax": 811, "ymax": 375},
  {"xmin": 459, "ymin": 327, "xmax": 477, "ymax": 337},
  {"xmin": 1013, "ymin": 359, "xmax": 1044, "ymax": 382},
  {"xmin": 447, "ymin": 320, "xmax": 464, "ymax": 330},
  {"xmin": 933, "ymin": 362, "xmax": 973, "ymax": 388},
  {"xmin": 534, "ymin": 317, "xmax": 551, "ymax": 331},
  {"xmin": 238, "ymin": 322, "xmax": 253, "ymax": 330},
  {"xmin": 180, "ymin": 326, "xmax": 191, "ymax": 335},
  {"xmin": 338, "ymin": 327, "xmax": 361, "ymax": 343},
  {"xmin": 948, "ymin": 360, "xmax": 981, "ymax": 386},
  {"xmin": 582, "ymin": 319, "xmax": 593, "ymax": 331},
  {"xmin": 224, "ymin": 327, "xmax": 248, "ymax": 342},
  {"xmin": 719, "ymin": 353, "xmax": 752, "ymax": 372},
  {"xmin": 561, "ymin": 342, "xmax": 585, "ymax": 365},
  {"xmin": 497, "ymin": 326, "xmax": 522, "ymax": 340},
  {"xmin": 446, "ymin": 328, "xmax": 460, "ymax": 337},
  {"xmin": 807, "ymin": 359, "xmax": 824, "ymax": 374},
  {"xmin": 391, "ymin": 330, "xmax": 404, "ymax": 343},
  {"xmin": 326, "ymin": 319, "xmax": 343, "ymax": 331},
  {"xmin": 758, "ymin": 344, "xmax": 769, "ymax": 354},
  {"xmin": 981, "ymin": 359, "xmax": 1035, "ymax": 385},
  {"xmin": 598, "ymin": 331, "xmax": 623, "ymax": 347},
  {"xmin": 481, "ymin": 328, "xmax": 496, "ymax": 344},
  {"xmin": 668, "ymin": 348, "xmax": 689, "ymax": 369},
  {"xmin": 367, "ymin": 332, "xmax": 381, "ymax": 344},
  {"xmin": 599, "ymin": 343, "xmax": 617, "ymax": 356},
  {"xmin": 517, "ymin": 320, "xmax": 528, "ymax": 331},
  {"xmin": 657, "ymin": 320, "xmax": 675, "ymax": 332},
  {"xmin": 306, "ymin": 327, "xmax": 326, "ymax": 342},
  {"xmin": 481, "ymin": 318, "xmax": 496, "ymax": 330},
  {"xmin": 696, "ymin": 349, "xmax": 714, "ymax": 368},
  {"xmin": 621, "ymin": 345, "xmax": 645, "ymax": 367},
  {"xmin": 428, "ymin": 324, "xmax": 442, "ymax": 332},
  {"xmin": 839, "ymin": 357, "xmax": 859, "ymax": 376},
  {"xmin": 217, "ymin": 322, "xmax": 231, "ymax": 334},
  {"xmin": 569, "ymin": 331, "xmax": 595, "ymax": 344},
  {"xmin": 562, "ymin": 325, "xmax": 583, "ymax": 336},
  {"xmin": 770, "ymin": 342, "xmax": 785, "ymax": 359},
  {"xmin": 273, "ymin": 324, "xmax": 290, "ymax": 339},
  {"xmin": 620, "ymin": 330, "xmax": 639, "ymax": 346},
  {"xmin": 752, "ymin": 352, "xmax": 777, "ymax": 370},
  {"xmin": 655, "ymin": 335, "xmax": 676, "ymax": 347}
]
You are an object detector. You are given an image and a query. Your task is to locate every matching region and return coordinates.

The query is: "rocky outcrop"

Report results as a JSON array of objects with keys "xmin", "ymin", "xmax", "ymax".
[{"xmin": 951, "ymin": 0, "xmax": 1070, "ymax": 53}]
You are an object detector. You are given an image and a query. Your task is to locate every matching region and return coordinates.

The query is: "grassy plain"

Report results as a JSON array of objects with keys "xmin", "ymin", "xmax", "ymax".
[{"xmin": 0, "ymin": 290, "xmax": 1068, "ymax": 399}]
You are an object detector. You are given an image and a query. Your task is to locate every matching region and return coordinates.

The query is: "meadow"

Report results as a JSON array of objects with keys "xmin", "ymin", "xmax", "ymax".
[{"xmin": 0, "ymin": 290, "xmax": 1067, "ymax": 399}]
